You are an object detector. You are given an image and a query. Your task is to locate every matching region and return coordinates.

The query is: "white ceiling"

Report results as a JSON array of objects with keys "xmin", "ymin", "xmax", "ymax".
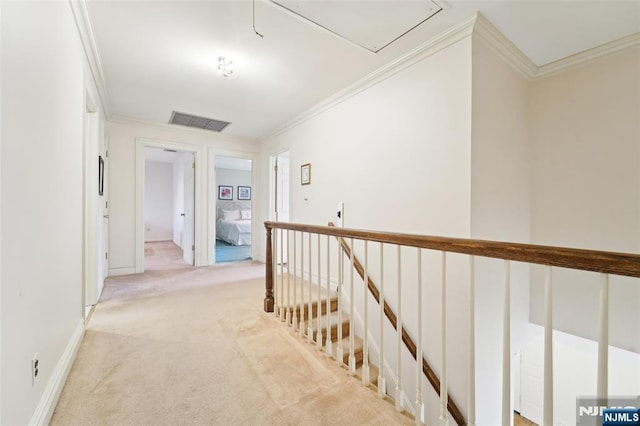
[{"xmin": 86, "ymin": 0, "xmax": 640, "ymax": 140}]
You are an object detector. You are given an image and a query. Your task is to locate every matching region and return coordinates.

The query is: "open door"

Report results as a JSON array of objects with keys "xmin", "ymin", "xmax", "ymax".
[
  {"xmin": 99, "ymin": 135, "xmax": 109, "ymax": 290},
  {"xmin": 273, "ymin": 151, "xmax": 290, "ymax": 223},
  {"xmin": 183, "ymin": 153, "xmax": 195, "ymax": 265},
  {"xmin": 272, "ymin": 150, "xmax": 290, "ymax": 264}
]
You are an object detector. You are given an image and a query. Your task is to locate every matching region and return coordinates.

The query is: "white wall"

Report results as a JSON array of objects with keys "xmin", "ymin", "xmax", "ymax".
[
  {"xmin": 144, "ymin": 161, "xmax": 173, "ymax": 241},
  {"xmin": 521, "ymin": 326, "xmax": 640, "ymax": 425},
  {"xmin": 529, "ymin": 47, "xmax": 640, "ymax": 352},
  {"xmin": 108, "ymin": 119, "xmax": 259, "ymax": 274},
  {"xmin": 216, "ymin": 167, "xmax": 251, "ymax": 211},
  {"xmin": 1, "ymin": 2, "xmax": 92, "ymax": 424},
  {"xmin": 259, "ymin": 36, "xmax": 473, "ymax": 425},
  {"xmin": 470, "ymin": 36, "xmax": 532, "ymax": 424}
]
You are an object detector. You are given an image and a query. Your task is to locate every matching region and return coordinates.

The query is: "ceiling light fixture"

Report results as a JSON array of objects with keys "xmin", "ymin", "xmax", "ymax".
[{"xmin": 217, "ymin": 56, "xmax": 233, "ymax": 77}]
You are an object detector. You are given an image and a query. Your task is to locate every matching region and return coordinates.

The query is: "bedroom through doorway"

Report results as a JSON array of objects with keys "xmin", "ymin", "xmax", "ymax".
[{"xmin": 215, "ymin": 156, "xmax": 253, "ymax": 263}]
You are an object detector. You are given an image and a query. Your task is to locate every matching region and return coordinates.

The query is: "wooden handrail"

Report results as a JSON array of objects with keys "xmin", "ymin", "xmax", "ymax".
[
  {"xmin": 332, "ymin": 229, "xmax": 466, "ymax": 426},
  {"xmin": 263, "ymin": 220, "xmax": 640, "ymax": 425},
  {"xmin": 265, "ymin": 221, "xmax": 640, "ymax": 278}
]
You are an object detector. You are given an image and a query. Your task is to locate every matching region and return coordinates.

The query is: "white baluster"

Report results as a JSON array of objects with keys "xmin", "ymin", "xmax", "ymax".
[
  {"xmin": 544, "ymin": 266, "xmax": 553, "ymax": 426},
  {"xmin": 308, "ymin": 232, "xmax": 313, "ymax": 343},
  {"xmin": 440, "ymin": 251, "xmax": 447, "ymax": 424},
  {"xmin": 273, "ymin": 227, "xmax": 278, "ymax": 318},
  {"xmin": 326, "ymin": 235, "xmax": 333, "ymax": 357},
  {"xmin": 502, "ymin": 260, "xmax": 511, "ymax": 426},
  {"xmin": 292, "ymin": 231, "xmax": 298, "ymax": 331},
  {"xmin": 317, "ymin": 234, "xmax": 323, "ymax": 350},
  {"xmin": 597, "ymin": 273, "xmax": 609, "ymax": 401},
  {"xmin": 300, "ymin": 233, "xmax": 305, "ymax": 337},
  {"xmin": 469, "ymin": 256, "xmax": 476, "ymax": 426},
  {"xmin": 378, "ymin": 243, "xmax": 386, "ymax": 398},
  {"xmin": 363, "ymin": 241, "xmax": 370, "ymax": 386},
  {"xmin": 286, "ymin": 230, "xmax": 292, "ymax": 326},
  {"xmin": 416, "ymin": 248, "xmax": 423, "ymax": 426},
  {"xmin": 348, "ymin": 238, "xmax": 356, "ymax": 374},
  {"xmin": 279, "ymin": 229, "xmax": 285, "ymax": 321},
  {"xmin": 337, "ymin": 237, "xmax": 344, "ymax": 366},
  {"xmin": 396, "ymin": 245, "xmax": 403, "ymax": 412}
]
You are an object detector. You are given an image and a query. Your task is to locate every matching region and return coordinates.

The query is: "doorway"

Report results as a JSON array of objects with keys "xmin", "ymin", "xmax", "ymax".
[
  {"xmin": 270, "ymin": 150, "xmax": 290, "ymax": 264},
  {"xmin": 214, "ymin": 156, "xmax": 253, "ymax": 263},
  {"xmin": 271, "ymin": 150, "xmax": 290, "ymax": 223},
  {"xmin": 83, "ymin": 90, "xmax": 107, "ymax": 319},
  {"xmin": 136, "ymin": 138, "xmax": 202, "ymax": 273},
  {"xmin": 143, "ymin": 147, "xmax": 195, "ymax": 271}
]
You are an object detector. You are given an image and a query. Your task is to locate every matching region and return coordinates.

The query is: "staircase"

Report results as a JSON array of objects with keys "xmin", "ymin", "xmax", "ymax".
[{"xmin": 276, "ymin": 281, "xmax": 382, "ymax": 392}]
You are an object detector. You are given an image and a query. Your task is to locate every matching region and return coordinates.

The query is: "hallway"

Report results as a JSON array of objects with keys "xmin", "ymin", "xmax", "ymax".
[{"xmin": 51, "ymin": 261, "xmax": 412, "ymax": 425}]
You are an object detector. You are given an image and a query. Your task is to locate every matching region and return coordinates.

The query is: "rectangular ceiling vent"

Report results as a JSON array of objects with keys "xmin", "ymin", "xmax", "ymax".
[{"xmin": 169, "ymin": 111, "xmax": 230, "ymax": 132}]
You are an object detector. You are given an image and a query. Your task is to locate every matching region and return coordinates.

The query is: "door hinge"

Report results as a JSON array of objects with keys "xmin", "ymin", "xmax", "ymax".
[
  {"xmin": 105, "ymin": 201, "xmax": 108, "ymax": 209},
  {"xmin": 192, "ymin": 244, "xmax": 195, "ymax": 252},
  {"xmin": 192, "ymin": 162, "xmax": 195, "ymax": 169},
  {"xmin": 106, "ymin": 150, "xmax": 108, "ymax": 158},
  {"xmin": 105, "ymin": 252, "xmax": 108, "ymax": 260},
  {"xmin": 274, "ymin": 165, "xmax": 278, "ymax": 172}
]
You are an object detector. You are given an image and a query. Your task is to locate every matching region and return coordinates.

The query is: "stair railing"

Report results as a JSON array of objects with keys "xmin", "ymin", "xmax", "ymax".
[{"xmin": 263, "ymin": 221, "xmax": 640, "ymax": 426}]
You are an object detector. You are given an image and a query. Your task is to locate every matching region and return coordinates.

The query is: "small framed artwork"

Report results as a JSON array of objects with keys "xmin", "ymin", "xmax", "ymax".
[
  {"xmin": 98, "ymin": 155, "xmax": 105, "ymax": 196},
  {"xmin": 301, "ymin": 163, "xmax": 311, "ymax": 185},
  {"xmin": 238, "ymin": 186, "xmax": 251, "ymax": 200},
  {"xmin": 218, "ymin": 185, "xmax": 233, "ymax": 200}
]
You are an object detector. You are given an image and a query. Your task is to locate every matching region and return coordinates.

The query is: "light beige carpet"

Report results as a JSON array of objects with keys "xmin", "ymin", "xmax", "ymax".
[{"xmin": 51, "ymin": 250, "xmax": 412, "ymax": 425}]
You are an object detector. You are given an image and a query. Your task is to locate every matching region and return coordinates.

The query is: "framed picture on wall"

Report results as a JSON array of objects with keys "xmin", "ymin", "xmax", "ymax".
[
  {"xmin": 238, "ymin": 186, "xmax": 251, "ymax": 200},
  {"xmin": 301, "ymin": 163, "xmax": 311, "ymax": 185},
  {"xmin": 218, "ymin": 185, "xmax": 233, "ymax": 200}
]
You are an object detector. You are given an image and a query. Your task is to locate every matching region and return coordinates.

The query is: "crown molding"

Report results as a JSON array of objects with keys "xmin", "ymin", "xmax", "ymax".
[
  {"xmin": 472, "ymin": 13, "xmax": 538, "ymax": 80},
  {"xmin": 535, "ymin": 32, "xmax": 640, "ymax": 80},
  {"xmin": 69, "ymin": 0, "xmax": 112, "ymax": 116},
  {"xmin": 262, "ymin": 13, "xmax": 478, "ymax": 141}
]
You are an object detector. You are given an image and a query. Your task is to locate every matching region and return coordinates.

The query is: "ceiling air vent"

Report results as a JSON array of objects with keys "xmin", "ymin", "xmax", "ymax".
[{"xmin": 169, "ymin": 111, "xmax": 230, "ymax": 132}]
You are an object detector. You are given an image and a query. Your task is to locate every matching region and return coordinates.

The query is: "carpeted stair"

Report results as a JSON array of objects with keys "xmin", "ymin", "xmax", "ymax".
[{"xmin": 277, "ymin": 283, "xmax": 380, "ymax": 388}]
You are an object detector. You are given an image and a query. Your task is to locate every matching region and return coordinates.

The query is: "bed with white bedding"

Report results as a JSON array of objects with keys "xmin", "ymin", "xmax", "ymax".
[{"xmin": 216, "ymin": 203, "xmax": 252, "ymax": 246}]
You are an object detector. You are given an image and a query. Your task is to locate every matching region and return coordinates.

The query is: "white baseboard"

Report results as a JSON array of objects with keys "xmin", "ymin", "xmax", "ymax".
[
  {"xmin": 29, "ymin": 320, "xmax": 85, "ymax": 426},
  {"xmin": 108, "ymin": 267, "xmax": 136, "ymax": 277}
]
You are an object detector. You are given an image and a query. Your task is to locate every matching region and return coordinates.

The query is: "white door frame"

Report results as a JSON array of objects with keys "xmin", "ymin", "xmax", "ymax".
[
  {"xmin": 83, "ymin": 89, "xmax": 100, "ymax": 317},
  {"xmin": 208, "ymin": 147, "xmax": 257, "ymax": 264},
  {"xmin": 135, "ymin": 137, "xmax": 203, "ymax": 273}
]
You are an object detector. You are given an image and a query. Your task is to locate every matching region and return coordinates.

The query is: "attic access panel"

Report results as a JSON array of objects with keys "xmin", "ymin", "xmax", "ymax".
[{"xmin": 271, "ymin": 0, "xmax": 442, "ymax": 53}]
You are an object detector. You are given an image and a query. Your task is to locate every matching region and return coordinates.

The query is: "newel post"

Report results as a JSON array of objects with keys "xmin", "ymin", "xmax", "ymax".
[{"xmin": 264, "ymin": 223, "xmax": 275, "ymax": 312}]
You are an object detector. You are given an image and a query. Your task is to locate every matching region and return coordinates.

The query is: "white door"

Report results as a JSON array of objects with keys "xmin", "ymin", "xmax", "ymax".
[
  {"xmin": 183, "ymin": 155, "xmax": 195, "ymax": 265},
  {"xmin": 99, "ymin": 139, "xmax": 109, "ymax": 292},
  {"xmin": 274, "ymin": 152, "xmax": 290, "ymax": 223},
  {"xmin": 272, "ymin": 151, "xmax": 290, "ymax": 264}
]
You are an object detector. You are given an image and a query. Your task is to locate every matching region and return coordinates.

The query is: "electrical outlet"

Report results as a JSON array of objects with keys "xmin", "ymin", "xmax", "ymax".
[{"xmin": 31, "ymin": 353, "xmax": 39, "ymax": 386}]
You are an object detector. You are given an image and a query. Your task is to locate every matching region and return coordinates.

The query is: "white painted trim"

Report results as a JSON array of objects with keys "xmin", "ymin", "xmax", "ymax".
[
  {"xmin": 28, "ymin": 320, "xmax": 85, "ymax": 426},
  {"xmin": 0, "ymin": 1, "xmax": 3, "ymax": 421},
  {"xmin": 261, "ymin": 12, "xmax": 639, "ymax": 144},
  {"xmin": 108, "ymin": 267, "xmax": 137, "ymax": 277},
  {"xmin": 262, "ymin": 14, "xmax": 478, "ymax": 141},
  {"xmin": 472, "ymin": 13, "xmax": 537, "ymax": 80},
  {"xmin": 535, "ymin": 32, "xmax": 640, "ymax": 80},
  {"xmin": 145, "ymin": 238, "xmax": 174, "ymax": 243},
  {"xmin": 69, "ymin": 0, "xmax": 111, "ymax": 117},
  {"xmin": 136, "ymin": 138, "xmax": 205, "ymax": 273}
]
